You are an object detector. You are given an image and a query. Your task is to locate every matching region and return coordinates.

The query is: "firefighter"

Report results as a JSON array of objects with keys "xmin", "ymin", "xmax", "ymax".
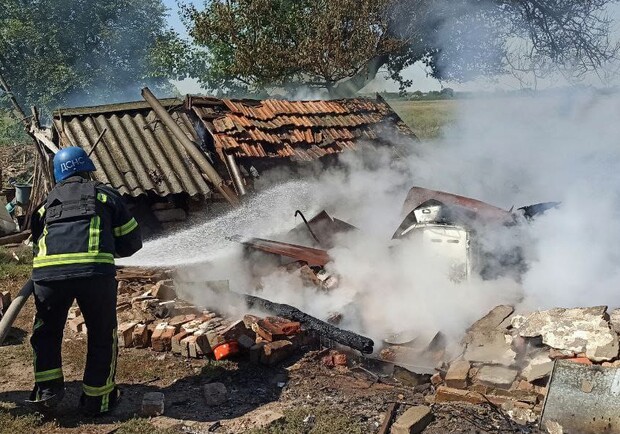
[{"xmin": 28, "ymin": 146, "xmax": 142, "ymax": 415}]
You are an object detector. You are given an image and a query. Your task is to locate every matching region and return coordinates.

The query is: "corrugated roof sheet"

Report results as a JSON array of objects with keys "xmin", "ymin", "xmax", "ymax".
[
  {"xmin": 53, "ymin": 99, "xmax": 212, "ymax": 198},
  {"xmin": 188, "ymin": 95, "xmax": 416, "ymax": 162}
]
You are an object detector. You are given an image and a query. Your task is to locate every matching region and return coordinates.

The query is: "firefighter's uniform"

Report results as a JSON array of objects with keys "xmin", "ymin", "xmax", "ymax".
[{"xmin": 30, "ymin": 175, "xmax": 142, "ymax": 414}]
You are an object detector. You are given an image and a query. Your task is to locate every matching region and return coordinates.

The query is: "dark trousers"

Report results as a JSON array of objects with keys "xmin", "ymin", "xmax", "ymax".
[{"xmin": 31, "ymin": 275, "xmax": 118, "ymax": 412}]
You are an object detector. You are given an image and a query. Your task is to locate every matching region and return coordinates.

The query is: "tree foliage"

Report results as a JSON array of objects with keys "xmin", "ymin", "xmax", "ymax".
[
  {"xmin": 178, "ymin": 0, "xmax": 619, "ymax": 96},
  {"xmin": 0, "ymin": 0, "xmax": 178, "ymax": 112}
]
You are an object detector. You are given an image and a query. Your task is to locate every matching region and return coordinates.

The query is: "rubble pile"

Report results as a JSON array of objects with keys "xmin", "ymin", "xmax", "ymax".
[
  {"xmin": 429, "ymin": 304, "xmax": 620, "ymax": 425},
  {"xmin": 66, "ymin": 267, "xmax": 318, "ymax": 365}
]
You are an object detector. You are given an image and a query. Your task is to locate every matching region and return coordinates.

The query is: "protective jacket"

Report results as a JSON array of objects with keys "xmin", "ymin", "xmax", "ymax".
[{"xmin": 31, "ymin": 176, "xmax": 142, "ymax": 282}]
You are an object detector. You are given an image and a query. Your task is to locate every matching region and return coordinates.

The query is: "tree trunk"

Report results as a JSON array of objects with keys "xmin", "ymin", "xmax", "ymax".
[{"xmin": 328, "ymin": 54, "xmax": 390, "ymax": 98}]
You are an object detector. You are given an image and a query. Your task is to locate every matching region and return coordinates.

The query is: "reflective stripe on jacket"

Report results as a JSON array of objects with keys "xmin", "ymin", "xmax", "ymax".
[{"xmin": 31, "ymin": 176, "xmax": 142, "ymax": 282}]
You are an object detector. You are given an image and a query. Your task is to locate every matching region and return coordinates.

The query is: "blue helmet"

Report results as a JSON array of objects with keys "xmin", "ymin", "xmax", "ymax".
[{"xmin": 53, "ymin": 147, "xmax": 96, "ymax": 182}]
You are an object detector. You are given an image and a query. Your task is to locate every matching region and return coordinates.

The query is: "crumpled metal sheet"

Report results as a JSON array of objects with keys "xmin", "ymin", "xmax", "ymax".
[
  {"xmin": 242, "ymin": 237, "xmax": 330, "ymax": 267},
  {"xmin": 541, "ymin": 360, "xmax": 620, "ymax": 433}
]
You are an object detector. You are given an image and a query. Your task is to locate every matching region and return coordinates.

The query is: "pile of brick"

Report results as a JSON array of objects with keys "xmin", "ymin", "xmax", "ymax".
[
  {"xmin": 430, "ymin": 305, "xmax": 620, "ymax": 424},
  {"xmin": 66, "ymin": 268, "xmax": 317, "ymax": 365}
]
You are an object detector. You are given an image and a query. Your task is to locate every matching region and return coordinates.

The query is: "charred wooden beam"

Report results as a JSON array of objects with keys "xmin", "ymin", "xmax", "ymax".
[{"xmin": 240, "ymin": 290, "xmax": 373, "ymax": 354}]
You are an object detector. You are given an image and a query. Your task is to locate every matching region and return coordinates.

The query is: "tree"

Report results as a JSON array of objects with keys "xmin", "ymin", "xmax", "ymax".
[
  {"xmin": 0, "ymin": 0, "xmax": 177, "ymax": 113},
  {"xmin": 178, "ymin": 0, "xmax": 619, "ymax": 97}
]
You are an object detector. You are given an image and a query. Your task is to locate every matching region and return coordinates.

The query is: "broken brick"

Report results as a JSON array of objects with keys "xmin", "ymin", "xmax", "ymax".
[
  {"xmin": 260, "ymin": 340, "xmax": 294, "ymax": 365},
  {"xmin": 333, "ymin": 353, "xmax": 347, "ymax": 366},
  {"xmin": 190, "ymin": 333, "xmax": 210, "ymax": 358},
  {"xmin": 252, "ymin": 317, "xmax": 299, "ymax": 342},
  {"xmin": 243, "ymin": 314, "xmax": 261, "ymax": 329},
  {"xmin": 118, "ymin": 322, "xmax": 137, "ymax": 348},
  {"xmin": 132, "ymin": 324, "xmax": 149, "ymax": 348},
  {"xmin": 179, "ymin": 335, "xmax": 193, "ymax": 358},
  {"xmin": 322, "ymin": 355, "xmax": 335, "ymax": 367},
  {"xmin": 168, "ymin": 314, "xmax": 195, "ymax": 332},
  {"xmin": 445, "ymin": 360, "xmax": 470, "ymax": 389},
  {"xmin": 151, "ymin": 324, "xmax": 176, "ymax": 352},
  {"xmin": 567, "ymin": 357, "xmax": 593, "ymax": 365},
  {"xmin": 206, "ymin": 329, "xmax": 226, "ymax": 349},
  {"xmin": 222, "ymin": 320, "xmax": 253, "ymax": 341},
  {"xmin": 431, "ymin": 373, "xmax": 443, "ymax": 387},
  {"xmin": 391, "ymin": 405, "xmax": 433, "ymax": 434},
  {"xmin": 171, "ymin": 330, "xmax": 191, "ymax": 354},
  {"xmin": 68, "ymin": 316, "xmax": 87, "ymax": 334}
]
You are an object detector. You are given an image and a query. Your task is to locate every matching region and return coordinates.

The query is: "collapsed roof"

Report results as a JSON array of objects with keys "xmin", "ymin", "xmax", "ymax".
[{"xmin": 51, "ymin": 95, "xmax": 416, "ymax": 199}]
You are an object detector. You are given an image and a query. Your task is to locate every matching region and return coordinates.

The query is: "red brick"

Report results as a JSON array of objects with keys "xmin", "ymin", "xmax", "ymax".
[
  {"xmin": 333, "ymin": 353, "xmax": 347, "ymax": 366},
  {"xmin": 151, "ymin": 324, "xmax": 175, "ymax": 352},
  {"xmin": 168, "ymin": 314, "xmax": 195, "ymax": 332},
  {"xmin": 567, "ymin": 357, "xmax": 593, "ymax": 365},
  {"xmin": 243, "ymin": 314, "xmax": 261, "ymax": 329}
]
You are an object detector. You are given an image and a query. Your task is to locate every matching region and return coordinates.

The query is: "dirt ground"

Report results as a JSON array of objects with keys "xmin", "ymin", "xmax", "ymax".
[{"xmin": 0, "ymin": 261, "xmax": 535, "ymax": 434}]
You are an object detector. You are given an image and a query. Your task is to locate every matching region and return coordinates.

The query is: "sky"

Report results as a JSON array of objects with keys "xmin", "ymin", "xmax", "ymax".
[{"xmin": 163, "ymin": 0, "xmax": 620, "ymax": 94}]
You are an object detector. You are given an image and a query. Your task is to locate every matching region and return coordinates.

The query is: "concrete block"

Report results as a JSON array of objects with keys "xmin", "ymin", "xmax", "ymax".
[
  {"xmin": 475, "ymin": 365, "xmax": 518, "ymax": 389},
  {"xmin": 390, "ymin": 405, "xmax": 433, "ymax": 434},
  {"xmin": 445, "ymin": 360, "xmax": 470, "ymax": 389},
  {"xmin": 150, "ymin": 280, "xmax": 177, "ymax": 301},
  {"xmin": 141, "ymin": 392, "xmax": 165, "ymax": 417}
]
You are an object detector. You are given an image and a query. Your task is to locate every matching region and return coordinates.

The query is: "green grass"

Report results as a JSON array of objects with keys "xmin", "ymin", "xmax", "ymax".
[
  {"xmin": 247, "ymin": 405, "xmax": 364, "ymax": 434},
  {"xmin": 387, "ymin": 99, "xmax": 458, "ymax": 140},
  {"xmin": 0, "ymin": 405, "xmax": 55, "ymax": 434},
  {"xmin": 115, "ymin": 418, "xmax": 182, "ymax": 434},
  {"xmin": 0, "ymin": 246, "xmax": 32, "ymax": 281}
]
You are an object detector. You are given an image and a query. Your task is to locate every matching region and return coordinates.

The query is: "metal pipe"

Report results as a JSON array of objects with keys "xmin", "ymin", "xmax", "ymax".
[
  {"xmin": 141, "ymin": 87, "xmax": 240, "ymax": 206},
  {"xmin": 294, "ymin": 210, "xmax": 321, "ymax": 243},
  {"xmin": 224, "ymin": 152, "xmax": 247, "ymax": 196},
  {"xmin": 0, "ymin": 279, "xmax": 34, "ymax": 345}
]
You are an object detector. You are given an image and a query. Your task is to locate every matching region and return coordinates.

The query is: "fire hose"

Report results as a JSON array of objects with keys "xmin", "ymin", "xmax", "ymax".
[{"xmin": 0, "ymin": 279, "xmax": 34, "ymax": 346}]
